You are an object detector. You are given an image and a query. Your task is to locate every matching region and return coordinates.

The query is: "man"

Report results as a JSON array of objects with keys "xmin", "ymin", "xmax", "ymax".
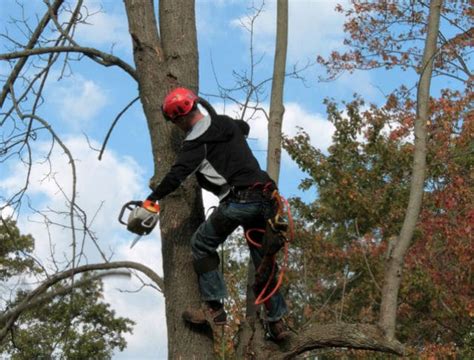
[{"xmin": 147, "ymin": 87, "xmax": 288, "ymax": 341}]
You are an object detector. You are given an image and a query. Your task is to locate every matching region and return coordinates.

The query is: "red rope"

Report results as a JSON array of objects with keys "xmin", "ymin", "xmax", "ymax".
[
  {"xmin": 243, "ymin": 194, "xmax": 294, "ymax": 306},
  {"xmin": 244, "ymin": 228, "xmax": 264, "ymax": 248}
]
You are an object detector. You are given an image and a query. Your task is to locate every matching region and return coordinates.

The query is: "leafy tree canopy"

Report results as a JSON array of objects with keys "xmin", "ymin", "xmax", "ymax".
[{"xmin": 0, "ymin": 220, "xmax": 134, "ymax": 359}]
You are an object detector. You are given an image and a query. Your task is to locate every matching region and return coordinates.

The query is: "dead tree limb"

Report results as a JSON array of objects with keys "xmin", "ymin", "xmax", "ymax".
[
  {"xmin": 0, "ymin": 46, "xmax": 138, "ymax": 81},
  {"xmin": 0, "ymin": 261, "xmax": 164, "ymax": 342},
  {"xmin": 0, "ymin": 270, "xmax": 130, "ymax": 327},
  {"xmin": 0, "ymin": 0, "xmax": 65, "ymax": 107},
  {"xmin": 98, "ymin": 96, "xmax": 140, "ymax": 160}
]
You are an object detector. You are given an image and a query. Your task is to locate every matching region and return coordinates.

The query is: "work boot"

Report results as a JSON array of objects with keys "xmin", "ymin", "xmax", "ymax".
[
  {"xmin": 267, "ymin": 319, "xmax": 290, "ymax": 342},
  {"xmin": 182, "ymin": 302, "xmax": 227, "ymax": 326}
]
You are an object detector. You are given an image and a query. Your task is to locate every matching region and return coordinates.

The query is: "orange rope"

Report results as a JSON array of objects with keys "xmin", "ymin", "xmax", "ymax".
[{"xmin": 243, "ymin": 193, "xmax": 294, "ymax": 306}]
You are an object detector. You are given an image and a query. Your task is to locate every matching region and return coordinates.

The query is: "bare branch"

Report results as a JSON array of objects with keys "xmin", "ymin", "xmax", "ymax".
[
  {"xmin": 0, "ymin": 261, "xmax": 164, "ymax": 341},
  {"xmin": 1, "ymin": 46, "xmax": 138, "ymax": 81},
  {"xmin": 98, "ymin": 96, "xmax": 140, "ymax": 160},
  {"xmin": 0, "ymin": 0, "xmax": 65, "ymax": 107},
  {"xmin": 1, "ymin": 270, "xmax": 130, "ymax": 325}
]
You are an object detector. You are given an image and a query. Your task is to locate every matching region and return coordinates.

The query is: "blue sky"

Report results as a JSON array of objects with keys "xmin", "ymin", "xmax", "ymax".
[{"xmin": 0, "ymin": 0, "xmax": 463, "ymax": 358}]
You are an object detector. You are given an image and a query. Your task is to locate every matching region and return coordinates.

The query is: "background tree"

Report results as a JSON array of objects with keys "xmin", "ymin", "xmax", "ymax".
[
  {"xmin": 318, "ymin": 0, "xmax": 472, "ymax": 84},
  {"xmin": 266, "ymin": 0, "xmax": 288, "ymax": 183},
  {"xmin": 0, "ymin": 219, "xmax": 134, "ymax": 359},
  {"xmin": 379, "ymin": 0, "xmax": 442, "ymax": 339},
  {"xmin": 283, "ymin": 88, "xmax": 472, "ymax": 358}
]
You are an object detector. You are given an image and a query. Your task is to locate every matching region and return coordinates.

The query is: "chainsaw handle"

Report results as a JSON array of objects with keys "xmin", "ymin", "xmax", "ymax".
[
  {"xmin": 143, "ymin": 200, "xmax": 160, "ymax": 213},
  {"xmin": 118, "ymin": 200, "xmax": 142, "ymax": 225}
]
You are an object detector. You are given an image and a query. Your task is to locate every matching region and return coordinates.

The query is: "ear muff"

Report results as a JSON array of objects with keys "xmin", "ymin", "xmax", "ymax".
[
  {"xmin": 161, "ymin": 105, "xmax": 172, "ymax": 121},
  {"xmin": 196, "ymin": 97, "xmax": 218, "ymax": 118}
]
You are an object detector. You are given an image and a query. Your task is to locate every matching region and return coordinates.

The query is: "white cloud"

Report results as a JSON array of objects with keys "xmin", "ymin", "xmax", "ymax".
[
  {"xmin": 231, "ymin": 0, "xmax": 346, "ymax": 61},
  {"xmin": 74, "ymin": 0, "xmax": 131, "ymax": 54},
  {"xmin": 107, "ymin": 282, "xmax": 167, "ymax": 359},
  {"xmin": 0, "ymin": 206, "xmax": 14, "ymax": 219},
  {"xmin": 0, "ymin": 135, "xmax": 168, "ymax": 357},
  {"xmin": 333, "ymin": 70, "xmax": 378, "ymax": 100},
  {"xmin": 48, "ymin": 74, "xmax": 108, "ymax": 127},
  {"xmin": 249, "ymin": 102, "xmax": 335, "ymax": 152},
  {"xmin": 211, "ymin": 101, "xmax": 335, "ymax": 153},
  {"xmin": 202, "ymin": 190, "xmax": 219, "ymax": 216},
  {"xmin": 0, "ymin": 136, "xmax": 145, "ymax": 260},
  {"xmin": 106, "ymin": 241, "xmax": 167, "ymax": 359}
]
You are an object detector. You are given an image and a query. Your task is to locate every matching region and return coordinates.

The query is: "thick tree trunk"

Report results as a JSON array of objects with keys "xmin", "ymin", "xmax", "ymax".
[
  {"xmin": 379, "ymin": 0, "xmax": 442, "ymax": 340},
  {"xmin": 266, "ymin": 0, "xmax": 288, "ymax": 185},
  {"xmin": 123, "ymin": 0, "xmax": 213, "ymax": 358}
]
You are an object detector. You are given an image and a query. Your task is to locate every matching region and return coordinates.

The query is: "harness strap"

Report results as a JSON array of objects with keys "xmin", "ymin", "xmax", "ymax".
[{"xmin": 244, "ymin": 190, "xmax": 294, "ymax": 305}]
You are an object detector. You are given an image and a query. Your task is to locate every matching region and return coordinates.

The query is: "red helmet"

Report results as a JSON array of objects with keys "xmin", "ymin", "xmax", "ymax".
[{"xmin": 162, "ymin": 87, "xmax": 198, "ymax": 121}]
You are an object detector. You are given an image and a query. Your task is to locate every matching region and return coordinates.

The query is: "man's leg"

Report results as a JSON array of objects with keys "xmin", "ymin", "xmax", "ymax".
[
  {"xmin": 183, "ymin": 203, "xmax": 239, "ymax": 325},
  {"xmin": 244, "ymin": 217, "xmax": 289, "ymax": 341}
]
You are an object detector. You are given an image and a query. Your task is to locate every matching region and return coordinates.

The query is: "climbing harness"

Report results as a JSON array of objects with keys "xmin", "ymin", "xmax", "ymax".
[{"xmin": 244, "ymin": 185, "xmax": 294, "ymax": 305}]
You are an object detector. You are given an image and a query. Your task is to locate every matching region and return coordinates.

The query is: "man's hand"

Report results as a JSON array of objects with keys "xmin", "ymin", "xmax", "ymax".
[
  {"xmin": 146, "ymin": 191, "xmax": 159, "ymax": 202},
  {"xmin": 149, "ymin": 177, "xmax": 159, "ymax": 191}
]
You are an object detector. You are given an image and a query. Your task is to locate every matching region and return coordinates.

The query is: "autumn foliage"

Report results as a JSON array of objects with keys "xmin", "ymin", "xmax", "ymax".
[
  {"xmin": 281, "ymin": 88, "xmax": 472, "ymax": 357},
  {"xmin": 317, "ymin": 0, "xmax": 472, "ymax": 83}
]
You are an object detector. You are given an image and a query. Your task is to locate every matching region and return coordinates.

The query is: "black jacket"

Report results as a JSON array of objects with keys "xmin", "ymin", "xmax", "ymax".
[{"xmin": 150, "ymin": 114, "xmax": 272, "ymax": 201}]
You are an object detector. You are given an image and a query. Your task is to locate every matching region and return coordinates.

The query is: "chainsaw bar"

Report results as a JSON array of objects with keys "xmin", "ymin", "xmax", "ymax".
[{"xmin": 130, "ymin": 234, "xmax": 142, "ymax": 249}]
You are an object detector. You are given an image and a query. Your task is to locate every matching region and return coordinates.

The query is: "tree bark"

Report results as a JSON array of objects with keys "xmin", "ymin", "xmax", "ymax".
[
  {"xmin": 268, "ymin": 323, "xmax": 404, "ymax": 359},
  {"xmin": 379, "ymin": 0, "xmax": 442, "ymax": 340},
  {"xmin": 266, "ymin": 0, "xmax": 288, "ymax": 185},
  {"xmin": 123, "ymin": 0, "xmax": 212, "ymax": 358},
  {"xmin": 242, "ymin": 2, "xmax": 288, "ymax": 349}
]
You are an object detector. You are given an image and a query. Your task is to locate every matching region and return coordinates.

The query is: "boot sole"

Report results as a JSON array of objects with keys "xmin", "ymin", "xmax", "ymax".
[
  {"xmin": 270, "ymin": 331, "xmax": 290, "ymax": 342},
  {"xmin": 182, "ymin": 313, "xmax": 227, "ymax": 326}
]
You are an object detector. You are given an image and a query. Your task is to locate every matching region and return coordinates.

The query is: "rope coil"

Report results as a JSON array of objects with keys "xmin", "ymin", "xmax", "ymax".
[{"xmin": 244, "ymin": 192, "xmax": 294, "ymax": 305}]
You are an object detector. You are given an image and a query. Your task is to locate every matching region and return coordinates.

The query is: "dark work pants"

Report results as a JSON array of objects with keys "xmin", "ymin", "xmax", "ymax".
[{"xmin": 190, "ymin": 199, "xmax": 288, "ymax": 321}]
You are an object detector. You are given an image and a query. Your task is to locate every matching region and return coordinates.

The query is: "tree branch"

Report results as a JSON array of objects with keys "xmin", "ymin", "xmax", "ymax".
[
  {"xmin": 0, "ymin": 261, "xmax": 164, "ymax": 341},
  {"xmin": 0, "ymin": 270, "xmax": 130, "ymax": 326},
  {"xmin": 1, "ymin": 46, "xmax": 138, "ymax": 81},
  {"xmin": 98, "ymin": 96, "xmax": 140, "ymax": 160},
  {"xmin": 270, "ymin": 323, "xmax": 404, "ymax": 359},
  {"xmin": 0, "ymin": 0, "xmax": 65, "ymax": 107}
]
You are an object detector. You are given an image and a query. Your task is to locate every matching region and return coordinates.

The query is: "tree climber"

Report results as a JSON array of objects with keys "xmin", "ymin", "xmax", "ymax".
[{"xmin": 146, "ymin": 87, "xmax": 289, "ymax": 341}]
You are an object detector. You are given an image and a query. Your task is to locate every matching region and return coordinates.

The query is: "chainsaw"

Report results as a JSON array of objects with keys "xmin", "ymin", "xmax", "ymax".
[{"xmin": 118, "ymin": 200, "xmax": 160, "ymax": 248}]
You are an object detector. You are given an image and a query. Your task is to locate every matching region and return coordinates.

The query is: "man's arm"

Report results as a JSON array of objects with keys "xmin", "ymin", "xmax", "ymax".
[{"xmin": 148, "ymin": 142, "xmax": 206, "ymax": 201}]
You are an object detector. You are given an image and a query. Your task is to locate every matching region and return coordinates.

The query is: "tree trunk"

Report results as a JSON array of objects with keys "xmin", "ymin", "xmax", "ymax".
[
  {"xmin": 123, "ymin": 0, "xmax": 213, "ymax": 358},
  {"xmin": 241, "ymin": 1, "xmax": 288, "ymax": 350},
  {"xmin": 378, "ymin": 0, "xmax": 442, "ymax": 340},
  {"xmin": 266, "ymin": 0, "xmax": 288, "ymax": 185}
]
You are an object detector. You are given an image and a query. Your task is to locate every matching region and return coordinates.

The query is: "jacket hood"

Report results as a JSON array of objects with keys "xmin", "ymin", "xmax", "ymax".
[{"xmin": 185, "ymin": 115, "xmax": 233, "ymax": 143}]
